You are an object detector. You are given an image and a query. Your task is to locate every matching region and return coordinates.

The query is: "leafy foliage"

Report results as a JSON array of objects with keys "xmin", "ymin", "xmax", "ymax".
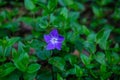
[{"xmin": 0, "ymin": 0, "xmax": 120, "ymax": 80}]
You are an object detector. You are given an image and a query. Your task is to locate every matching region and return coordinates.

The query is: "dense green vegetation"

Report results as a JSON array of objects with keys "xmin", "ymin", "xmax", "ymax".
[{"xmin": 0, "ymin": 0, "xmax": 120, "ymax": 80}]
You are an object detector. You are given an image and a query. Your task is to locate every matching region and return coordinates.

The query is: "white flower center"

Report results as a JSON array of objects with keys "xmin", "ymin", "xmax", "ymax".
[{"xmin": 50, "ymin": 37, "xmax": 58, "ymax": 44}]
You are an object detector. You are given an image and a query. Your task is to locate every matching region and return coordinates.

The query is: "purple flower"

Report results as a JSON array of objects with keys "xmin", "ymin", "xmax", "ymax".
[{"xmin": 44, "ymin": 29, "xmax": 64, "ymax": 50}]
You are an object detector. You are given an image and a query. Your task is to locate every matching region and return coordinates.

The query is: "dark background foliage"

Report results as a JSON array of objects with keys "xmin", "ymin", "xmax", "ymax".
[{"xmin": 0, "ymin": 0, "xmax": 120, "ymax": 80}]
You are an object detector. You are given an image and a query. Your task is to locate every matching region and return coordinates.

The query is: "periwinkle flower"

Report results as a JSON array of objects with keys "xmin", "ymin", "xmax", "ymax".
[{"xmin": 44, "ymin": 29, "xmax": 64, "ymax": 50}]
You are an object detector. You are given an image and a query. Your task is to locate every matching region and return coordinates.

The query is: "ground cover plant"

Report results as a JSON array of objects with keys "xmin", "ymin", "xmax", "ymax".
[{"xmin": 0, "ymin": 0, "xmax": 120, "ymax": 80}]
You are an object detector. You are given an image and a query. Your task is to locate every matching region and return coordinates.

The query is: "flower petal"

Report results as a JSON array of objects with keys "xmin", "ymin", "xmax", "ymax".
[
  {"xmin": 50, "ymin": 29, "xmax": 59, "ymax": 37},
  {"xmin": 58, "ymin": 35, "xmax": 64, "ymax": 42},
  {"xmin": 55, "ymin": 43, "xmax": 62, "ymax": 50},
  {"xmin": 46, "ymin": 43, "xmax": 55, "ymax": 50},
  {"xmin": 44, "ymin": 35, "xmax": 51, "ymax": 43}
]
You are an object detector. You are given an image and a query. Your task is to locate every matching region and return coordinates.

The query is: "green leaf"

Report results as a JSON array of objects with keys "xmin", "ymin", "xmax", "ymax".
[
  {"xmin": 4, "ymin": 46, "xmax": 12, "ymax": 56},
  {"xmin": 64, "ymin": 54, "xmax": 78, "ymax": 65},
  {"xmin": 92, "ymin": 6, "xmax": 104, "ymax": 18},
  {"xmin": 112, "ymin": 8, "xmax": 120, "ymax": 20},
  {"xmin": 69, "ymin": 12, "xmax": 80, "ymax": 22},
  {"xmin": 100, "ymin": 64, "xmax": 111, "ymax": 80},
  {"xmin": 96, "ymin": 0, "xmax": 113, "ymax": 6},
  {"xmin": 37, "ymin": 2, "xmax": 48, "ymax": 10},
  {"xmin": 18, "ymin": 42, "xmax": 25, "ymax": 54},
  {"xmin": 81, "ymin": 25, "xmax": 90, "ymax": 35},
  {"xmin": 6, "ymin": 37, "xmax": 20, "ymax": 47},
  {"xmin": 36, "ymin": 70, "xmax": 52, "ymax": 80},
  {"xmin": 75, "ymin": 39, "xmax": 84, "ymax": 52},
  {"xmin": 84, "ymin": 41, "xmax": 96, "ymax": 54},
  {"xmin": 74, "ymin": 65, "xmax": 83, "ymax": 77},
  {"xmin": 111, "ymin": 52, "xmax": 120, "ymax": 64},
  {"xmin": 37, "ymin": 50, "xmax": 52, "ymax": 60},
  {"xmin": 12, "ymin": 48, "xmax": 19, "ymax": 60},
  {"xmin": 47, "ymin": 0, "xmax": 58, "ymax": 13},
  {"xmin": 23, "ymin": 72, "xmax": 37, "ymax": 80},
  {"xmin": 6, "ymin": 71, "xmax": 21, "ymax": 80},
  {"xmin": 64, "ymin": 0, "xmax": 74, "ymax": 6},
  {"xmin": 87, "ymin": 33, "xmax": 96, "ymax": 42},
  {"xmin": 96, "ymin": 28, "xmax": 112, "ymax": 50},
  {"xmin": 100, "ymin": 64, "xmax": 106, "ymax": 73},
  {"xmin": 27, "ymin": 63, "xmax": 41, "ymax": 73},
  {"xmin": 24, "ymin": 0, "xmax": 35, "ymax": 10},
  {"xmin": 80, "ymin": 53, "xmax": 90, "ymax": 66},
  {"xmin": 0, "ymin": 46, "xmax": 6, "ymax": 62},
  {"xmin": 0, "ymin": 62, "xmax": 16, "ymax": 77},
  {"xmin": 57, "ymin": 73, "xmax": 63, "ymax": 80},
  {"xmin": 60, "ymin": 7, "xmax": 68, "ymax": 19},
  {"xmin": 49, "ymin": 57, "xmax": 65, "ymax": 71},
  {"xmin": 0, "ymin": 46, "xmax": 3, "ymax": 56},
  {"xmin": 95, "ymin": 52, "xmax": 106, "ymax": 65},
  {"xmin": 65, "ymin": 68, "xmax": 76, "ymax": 76},
  {"xmin": 29, "ymin": 56, "xmax": 38, "ymax": 62},
  {"xmin": 13, "ymin": 52, "xmax": 29, "ymax": 72}
]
